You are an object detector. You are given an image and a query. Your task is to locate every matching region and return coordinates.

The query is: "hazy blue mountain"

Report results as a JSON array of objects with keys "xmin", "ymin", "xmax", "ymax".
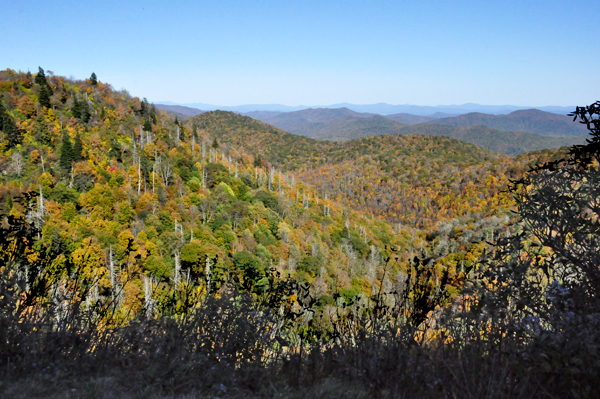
[
  {"xmin": 242, "ymin": 111, "xmax": 283, "ymax": 120},
  {"xmin": 395, "ymin": 124, "xmax": 587, "ymax": 155},
  {"xmin": 383, "ymin": 113, "xmax": 437, "ymax": 125},
  {"xmin": 331, "ymin": 103, "xmax": 575, "ymax": 116},
  {"xmin": 430, "ymin": 109, "xmax": 588, "ymax": 137},
  {"xmin": 244, "ymin": 107, "xmax": 376, "ymax": 132},
  {"xmin": 293, "ymin": 115, "xmax": 407, "ymax": 141},
  {"xmin": 156, "ymin": 101, "xmax": 576, "ymax": 116},
  {"xmin": 240, "ymin": 106, "xmax": 585, "ymax": 153},
  {"xmin": 174, "ymin": 103, "xmax": 308, "ymax": 112},
  {"xmin": 429, "ymin": 112, "xmax": 462, "ymax": 118},
  {"xmin": 155, "ymin": 104, "xmax": 205, "ymax": 116}
]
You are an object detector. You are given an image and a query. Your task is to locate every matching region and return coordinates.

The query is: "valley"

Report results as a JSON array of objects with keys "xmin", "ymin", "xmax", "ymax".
[
  {"xmin": 1, "ymin": 67, "xmax": 597, "ymax": 398},
  {"xmin": 157, "ymin": 103, "xmax": 588, "ymax": 155}
]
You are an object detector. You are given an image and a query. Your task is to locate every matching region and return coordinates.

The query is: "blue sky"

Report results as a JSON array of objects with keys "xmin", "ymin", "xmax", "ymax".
[{"xmin": 2, "ymin": 0, "xmax": 598, "ymax": 106}]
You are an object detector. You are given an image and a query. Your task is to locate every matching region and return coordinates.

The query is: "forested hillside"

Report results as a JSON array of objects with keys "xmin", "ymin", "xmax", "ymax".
[
  {"xmin": 0, "ymin": 68, "xmax": 426, "ymax": 321},
  {"xmin": 430, "ymin": 108, "xmax": 588, "ymax": 136},
  {"xmin": 2, "ymin": 68, "xmax": 598, "ymax": 398},
  {"xmin": 0, "ymin": 67, "xmax": 532, "ymax": 336},
  {"xmin": 244, "ymin": 107, "xmax": 377, "ymax": 132},
  {"xmin": 395, "ymin": 123, "xmax": 587, "ymax": 155}
]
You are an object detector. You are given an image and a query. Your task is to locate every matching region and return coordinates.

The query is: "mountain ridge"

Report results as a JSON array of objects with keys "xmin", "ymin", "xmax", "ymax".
[
  {"xmin": 430, "ymin": 109, "xmax": 587, "ymax": 136},
  {"xmin": 239, "ymin": 107, "xmax": 586, "ymax": 155},
  {"xmin": 156, "ymin": 102, "xmax": 576, "ymax": 116}
]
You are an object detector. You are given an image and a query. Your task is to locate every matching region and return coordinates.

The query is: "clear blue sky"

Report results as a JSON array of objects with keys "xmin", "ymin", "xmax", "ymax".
[{"xmin": 2, "ymin": 0, "xmax": 598, "ymax": 106}]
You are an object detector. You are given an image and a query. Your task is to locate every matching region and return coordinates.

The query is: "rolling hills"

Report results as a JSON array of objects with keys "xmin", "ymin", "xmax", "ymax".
[
  {"xmin": 394, "ymin": 124, "xmax": 587, "ymax": 156},
  {"xmin": 0, "ymin": 66, "xmax": 580, "ymax": 340},
  {"xmin": 4, "ymin": 68, "xmax": 594, "ymax": 398},
  {"xmin": 430, "ymin": 108, "xmax": 587, "ymax": 136},
  {"xmin": 190, "ymin": 111, "xmax": 518, "ymax": 229},
  {"xmin": 244, "ymin": 106, "xmax": 585, "ymax": 155},
  {"xmin": 244, "ymin": 107, "xmax": 377, "ymax": 132},
  {"xmin": 156, "ymin": 101, "xmax": 576, "ymax": 115},
  {"xmin": 155, "ymin": 103, "xmax": 206, "ymax": 116},
  {"xmin": 383, "ymin": 113, "xmax": 437, "ymax": 124}
]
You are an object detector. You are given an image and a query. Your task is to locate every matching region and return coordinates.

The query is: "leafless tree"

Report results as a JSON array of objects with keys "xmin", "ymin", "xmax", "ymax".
[{"xmin": 10, "ymin": 152, "xmax": 25, "ymax": 176}]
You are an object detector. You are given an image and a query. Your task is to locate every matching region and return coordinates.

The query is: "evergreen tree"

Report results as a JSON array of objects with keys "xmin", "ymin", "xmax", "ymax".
[
  {"xmin": 73, "ymin": 133, "xmax": 84, "ymax": 161},
  {"xmin": 90, "ymin": 72, "xmax": 98, "ymax": 85},
  {"xmin": 34, "ymin": 67, "xmax": 47, "ymax": 86},
  {"xmin": 0, "ymin": 99, "xmax": 22, "ymax": 148},
  {"xmin": 139, "ymin": 98, "xmax": 150, "ymax": 118},
  {"xmin": 71, "ymin": 95, "xmax": 81, "ymax": 119},
  {"xmin": 38, "ymin": 84, "xmax": 52, "ymax": 109},
  {"xmin": 143, "ymin": 118, "xmax": 152, "ymax": 132},
  {"xmin": 212, "ymin": 137, "xmax": 219, "ymax": 149},
  {"xmin": 35, "ymin": 67, "xmax": 53, "ymax": 109},
  {"xmin": 72, "ymin": 95, "xmax": 90, "ymax": 123},
  {"xmin": 150, "ymin": 104, "xmax": 158, "ymax": 123},
  {"xmin": 60, "ymin": 133, "xmax": 74, "ymax": 170},
  {"xmin": 140, "ymin": 152, "xmax": 151, "ymax": 183},
  {"xmin": 80, "ymin": 98, "xmax": 90, "ymax": 123}
]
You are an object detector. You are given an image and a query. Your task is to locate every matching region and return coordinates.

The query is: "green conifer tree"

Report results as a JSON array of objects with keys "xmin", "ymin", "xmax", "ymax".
[
  {"xmin": 0, "ymin": 99, "xmax": 22, "ymax": 148},
  {"xmin": 140, "ymin": 152, "xmax": 151, "ymax": 183},
  {"xmin": 72, "ymin": 95, "xmax": 90, "ymax": 123},
  {"xmin": 90, "ymin": 72, "xmax": 98, "ymax": 85},
  {"xmin": 73, "ymin": 133, "xmax": 84, "ymax": 161},
  {"xmin": 38, "ymin": 84, "xmax": 52, "ymax": 109},
  {"xmin": 143, "ymin": 118, "xmax": 152, "ymax": 132},
  {"xmin": 139, "ymin": 99, "xmax": 148, "ymax": 117},
  {"xmin": 150, "ymin": 104, "xmax": 158, "ymax": 123},
  {"xmin": 72, "ymin": 95, "xmax": 81, "ymax": 119},
  {"xmin": 212, "ymin": 137, "xmax": 219, "ymax": 149},
  {"xmin": 60, "ymin": 133, "xmax": 74, "ymax": 170},
  {"xmin": 35, "ymin": 67, "xmax": 53, "ymax": 109},
  {"xmin": 34, "ymin": 67, "xmax": 47, "ymax": 86},
  {"xmin": 80, "ymin": 98, "xmax": 90, "ymax": 123}
]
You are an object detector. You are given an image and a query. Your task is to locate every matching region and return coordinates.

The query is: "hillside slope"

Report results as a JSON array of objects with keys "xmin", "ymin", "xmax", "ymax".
[
  {"xmin": 155, "ymin": 103, "xmax": 206, "ymax": 116},
  {"xmin": 396, "ymin": 124, "xmax": 587, "ymax": 155},
  {"xmin": 190, "ymin": 112, "xmax": 518, "ymax": 229},
  {"xmin": 0, "ymin": 69, "xmax": 421, "ymax": 321},
  {"xmin": 383, "ymin": 113, "xmax": 437, "ymax": 125},
  {"xmin": 431, "ymin": 109, "xmax": 586, "ymax": 136},
  {"xmin": 245, "ymin": 107, "xmax": 376, "ymax": 133},
  {"xmin": 294, "ymin": 115, "xmax": 408, "ymax": 140}
]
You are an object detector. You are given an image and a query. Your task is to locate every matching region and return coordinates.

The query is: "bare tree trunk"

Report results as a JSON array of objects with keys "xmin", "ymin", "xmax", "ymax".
[
  {"xmin": 206, "ymin": 256, "xmax": 212, "ymax": 293},
  {"xmin": 174, "ymin": 251, "xmax": 181, "ymax": 288}
]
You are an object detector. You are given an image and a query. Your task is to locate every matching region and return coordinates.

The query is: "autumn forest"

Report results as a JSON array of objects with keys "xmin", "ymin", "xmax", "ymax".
[{"xmin": 1, "ymin": 68, "xmax": 599, "ymax": 398}]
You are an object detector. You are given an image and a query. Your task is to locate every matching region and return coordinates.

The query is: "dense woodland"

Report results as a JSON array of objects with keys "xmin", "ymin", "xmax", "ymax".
[{"xmin": 1, "ymin": 68, "xmax": 599, "ymax": 398}]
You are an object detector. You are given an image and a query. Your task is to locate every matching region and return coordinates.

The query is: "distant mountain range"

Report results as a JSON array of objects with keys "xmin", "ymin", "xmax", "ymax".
[
  {"xmin": 430, "ymin": 109, "xmax": 587, "ymax": 137},
  {"xmin": 153, "ymin": 104, "xmax": 587, "ymax": 156},
  {"xmin": 155, "ymin": 104, "xmax": 206, "ymax": 117},
  {"xmin": 395, "ymin": 124, "xmax": 586, "ymax": 156},
  {"xmin": 240, "ymin": 107, "xmax": 587, "ymax": 155},
  {"xmin": 244, "ymin": 107, "xmax": 378, "ymax": 135},
  {"xmin": 156, "ymin": 101, "xmax": 576, "ymax": 116}
]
